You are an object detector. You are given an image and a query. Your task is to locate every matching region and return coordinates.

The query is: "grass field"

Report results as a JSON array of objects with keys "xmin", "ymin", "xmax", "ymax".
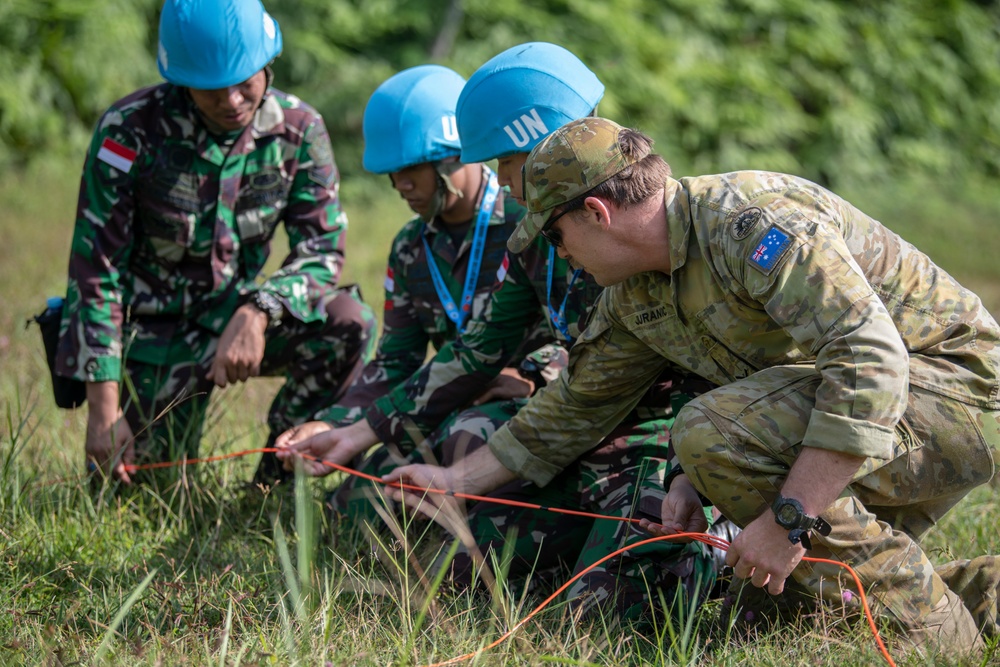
[{"xmin": 1, "ymin": 158, "xmax": 999, "ymax": 666}]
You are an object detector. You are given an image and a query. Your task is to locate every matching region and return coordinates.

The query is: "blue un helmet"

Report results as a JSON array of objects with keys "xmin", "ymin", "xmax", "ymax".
[
  {"xmin": 362, "ymin": 65, "xmax": 466, "ymax": 174},
  {"xmin": 157, "ymin": 0, "xmax": 283, "ymax": 89},
  {"xmin": 456, "ymin": 42, "xmax": 605, "ymax": 163}
]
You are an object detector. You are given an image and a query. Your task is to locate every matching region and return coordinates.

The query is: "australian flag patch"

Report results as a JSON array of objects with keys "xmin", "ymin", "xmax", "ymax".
[{"xmin": 748, "ymin": 225, "xmax": 792, "ymax": 274}]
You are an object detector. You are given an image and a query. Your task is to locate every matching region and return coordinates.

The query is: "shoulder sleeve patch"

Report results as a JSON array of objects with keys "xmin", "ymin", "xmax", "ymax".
[
  {"xmin": 730, "ymin": 206, "xmax": 762, "ymax": 240},
  {"xmin": 747, "ymin": 225, "xmax": 793, "ymax": 274}
]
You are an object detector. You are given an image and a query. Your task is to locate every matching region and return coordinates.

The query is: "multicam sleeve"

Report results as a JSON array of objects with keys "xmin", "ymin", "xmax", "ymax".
[
  {"xmin": 264, "ymin": 116, "xmax": 346, "ymax": 323},
  {"xmin": 725, "ymin": 197, "xmax": 908, "ymax": 460},
  {"xmin": 364, "ymin": 253, "xmax": 547, "ymax": 451},
  {"xmin": 489, "ymin": 288, "xmax": 671, "ymax": 486},
  {"xmin": 56, "ymin": 115, "xmax": 138, "ymax": 383}
]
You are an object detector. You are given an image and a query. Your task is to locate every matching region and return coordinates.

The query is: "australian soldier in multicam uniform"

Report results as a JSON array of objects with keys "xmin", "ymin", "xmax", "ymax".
[
  {"xmin": 283, "ymin": 44, "xmax": 729, "ymax": 625},
  {"xmin": 273, "ymin": 65, "xmax": 527, "ymax": 503},
  {"xmin": 446, "ymin": 115, "xmax": 999, "ymax": 656},
  {"xmin": 55, "ymin": 0, "xmax": 375, "ymax": 485}
]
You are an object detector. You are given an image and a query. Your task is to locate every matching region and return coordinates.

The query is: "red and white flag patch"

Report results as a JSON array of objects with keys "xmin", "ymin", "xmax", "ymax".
[
  {"xmin": 96, "ymin": 137, "xmax": 136, "ymax": 173},
  {"xmin": 384, "ymin": 267, "xmax": 395, "ymax": 293},
  {"xmin": 495, "ymin": 253, "xmax": 510, "ymax": 283}
]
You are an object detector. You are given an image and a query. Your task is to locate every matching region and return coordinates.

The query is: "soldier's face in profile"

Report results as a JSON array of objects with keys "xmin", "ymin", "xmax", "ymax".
[
  {"xmin": 496, "ymin": 153, "xmax": 528, "ymax": 204},
  {"xmin": 189, "ymin": 70, "xmax": 268, "ymax": 133},
  {"xmin": 389, "ymin": 163, "xmax": 440, "ymax": 217}
]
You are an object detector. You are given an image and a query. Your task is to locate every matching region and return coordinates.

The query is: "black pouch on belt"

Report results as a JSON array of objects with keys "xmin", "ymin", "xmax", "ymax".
[{"xmin": 28, "ymin": 296, "xmax": 87, "ymax": 409}]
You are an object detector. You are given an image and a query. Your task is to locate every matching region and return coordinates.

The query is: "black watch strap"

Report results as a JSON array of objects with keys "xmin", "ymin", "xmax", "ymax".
[
  {"xmin": 772, "ymin": 494, "xmax": 831, "ymax": 549},
  {"xmin": 663, "ymin": 465, "xmax": 686, "ymax": 494}
]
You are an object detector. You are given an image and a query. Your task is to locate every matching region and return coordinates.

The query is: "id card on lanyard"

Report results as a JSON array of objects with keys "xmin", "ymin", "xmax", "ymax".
[{"xmin": 421, "ymin": 172, "xmax": 500, "ymax": 334}]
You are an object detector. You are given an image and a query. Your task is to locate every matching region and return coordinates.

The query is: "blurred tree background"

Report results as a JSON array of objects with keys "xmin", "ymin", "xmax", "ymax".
[{"xmin": 2, "ymin": 0, "xmax": 999, "ymax": 189}]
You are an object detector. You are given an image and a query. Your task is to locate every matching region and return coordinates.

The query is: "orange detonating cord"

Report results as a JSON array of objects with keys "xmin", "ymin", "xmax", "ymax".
[{"xmin": 122, "ymin": 448, "xmax": 896, "ymax": 667}]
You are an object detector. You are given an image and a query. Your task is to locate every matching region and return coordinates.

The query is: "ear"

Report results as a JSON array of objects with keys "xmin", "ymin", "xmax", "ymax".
[{"xmin": 583, "ymin": 196, "xmax": 614, "ymax": 231}]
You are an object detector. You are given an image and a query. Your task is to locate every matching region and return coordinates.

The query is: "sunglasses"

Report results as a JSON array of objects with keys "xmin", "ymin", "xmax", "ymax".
[{"xmin": 539, "ymin": 205, "xmax": 579, "ymax": 249}]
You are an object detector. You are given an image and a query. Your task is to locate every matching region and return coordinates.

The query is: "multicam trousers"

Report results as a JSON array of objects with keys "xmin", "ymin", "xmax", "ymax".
[
  {"xmin": 331, "ymin": 401, "xmax": 717, "ymax": 625},
  {"xmin": 672, "ymin": 364, "xmax": 1000, "ymax": 639},
  {"xmin": 123, "ymin": 287, "xmax": 375, "ymax": 465}
]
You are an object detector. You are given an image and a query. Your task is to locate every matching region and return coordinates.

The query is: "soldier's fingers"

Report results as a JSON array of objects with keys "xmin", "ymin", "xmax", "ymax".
[
  {"xmin": 113, "ymin": 461, "xmax": 132, "ymax": 486},
  {"xmin": 391, "ymin": 488, "xmax": 425, "ymax": 514},
  {"xmin": 767, "ymin": 575, "xmax": 785, "ymax": 596},
  {"xmin": 207, "ymin": 361, "xmax": 228, "ymax": 388},
  {"xmin": 304, "ymin": 461, "xmax": 332, "ymax": 476},
  {"xmin": 640, "ymin": 520, "xmax": 673, "ymax": 537},
  {"xmin": 273, "ymin": 429, "xmax": 297, "ymax": 450},
  {"xmin": 733, "ymin": 562, "xmax": 754, "ymax": 581},
  {"xmin": 750, "ymin": 568, "xmax": 771, "ymax": 590},
  {"xmin": 472, "ymin": 388, "xmax": 498, "ymax": 405}
]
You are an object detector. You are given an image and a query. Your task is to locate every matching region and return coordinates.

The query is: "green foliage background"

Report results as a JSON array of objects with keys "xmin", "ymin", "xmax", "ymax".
[{"xmin": 2, "ymin": 0, "xmax": 999, "ymax": 189}]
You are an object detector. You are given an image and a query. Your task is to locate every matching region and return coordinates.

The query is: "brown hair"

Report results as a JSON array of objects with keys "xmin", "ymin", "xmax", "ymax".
[{"xmin": 556, "ymin": 127, "xmax": 671, "ymax": 216}]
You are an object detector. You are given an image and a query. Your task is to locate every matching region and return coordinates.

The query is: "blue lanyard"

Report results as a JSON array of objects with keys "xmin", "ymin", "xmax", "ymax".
[
  {"xmin": 421, "ymin": 172, "xmax": 500, "ymax": 334},
  {"xmin": 546, "ymin": 245, "xmax": 583, "ymax": 341}
]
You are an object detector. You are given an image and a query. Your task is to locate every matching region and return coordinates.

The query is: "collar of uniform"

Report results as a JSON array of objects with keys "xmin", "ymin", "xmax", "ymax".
[
  {"xmin": 425, "ymin": 164, "xmax": 506, "ymax": 269},
  {"xmin": 425, "ymin": 164, "xmax": 506, "ymax": 234},
  {"xmin": 663, "ymin": 177, "xmax": 691, "ymax": 277},
  {"xmin": 251, "ymin": 94, "xmax": 284, "ymax": 136},
  {"xmin": 224, "ymin": 94, "xmax": 285, "ymax": 157}
]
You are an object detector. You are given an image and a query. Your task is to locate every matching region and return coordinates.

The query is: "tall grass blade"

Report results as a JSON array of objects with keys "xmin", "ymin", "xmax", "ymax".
[
  {"xmin": 218, "ymin": 595, "xmax": 234, "ymax": 667},
  {"xmin": 94, "ymin": 567, "xmax": 159, "ymax": 662}
]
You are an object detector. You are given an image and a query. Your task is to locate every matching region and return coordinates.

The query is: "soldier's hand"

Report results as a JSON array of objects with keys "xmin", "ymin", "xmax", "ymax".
[
  {"xmin": 726, "ymin": 512, "xmax": 805, "ymax": 595},
  {"xmin": 85, "ymin": 408, "xmax": 135, "ymax": 485},
  {"xmin": 382, "ymin": 463, "xmax": 459, "ymax": 521},
  {"xmin": 275, "ymin": 419, "xmax": 377, "ymax": 477},
  {"xmin": 208, "ymin": 304, "xmax": 268, "ymax": 388},
  {"xmin": 649, "ymin": 474, "xmax": 708, "ymax": 540},
  {"xmin": 473, "ymin": 367, "xmax": 534, "ymax": 405}
]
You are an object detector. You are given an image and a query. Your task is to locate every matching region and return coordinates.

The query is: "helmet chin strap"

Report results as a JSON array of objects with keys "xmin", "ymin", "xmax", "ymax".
[{"xmin": 421, "ymin": 160, "xmax": 464, "ymax": 222}]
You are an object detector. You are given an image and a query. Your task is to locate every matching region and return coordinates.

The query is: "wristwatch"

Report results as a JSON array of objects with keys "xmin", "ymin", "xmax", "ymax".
[
  {"xmin": 250, "ymin": 290, "xmax": 284, "ymax": 326},
  {"xmin": 771, "ymin": 494, "xmax": 831, "ymax": 550},
  {"xmin": 517, "ymin": 355, "xmax": 546, "ymax": 388},
  {"xmin": 517, "ymin": 343, "xmax": 562, "ymax": 388}
]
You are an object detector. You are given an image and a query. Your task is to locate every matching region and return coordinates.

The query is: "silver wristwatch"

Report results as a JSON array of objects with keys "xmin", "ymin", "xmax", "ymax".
[{"xmin": 250, "ymin": 290, "xmax": 283, "ymax": 326}]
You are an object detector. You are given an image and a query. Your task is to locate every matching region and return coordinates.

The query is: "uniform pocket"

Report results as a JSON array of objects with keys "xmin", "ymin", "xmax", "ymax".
[{"xmin": 235, "ymin": 167, "xmax": 287, "ymax": 243}]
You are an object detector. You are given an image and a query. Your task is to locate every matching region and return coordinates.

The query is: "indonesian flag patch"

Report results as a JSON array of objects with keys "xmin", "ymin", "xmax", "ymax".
[
  {"xmin": 96, "ymin": 137, "xmax": 136, "ymax": 173},
  {"xmin": 384, "ymin": 267, "xmax": 395, "ymax": 293},
  {"xmin": 495, "ymin": 253, "xmax": 510, "ymax": 284}
]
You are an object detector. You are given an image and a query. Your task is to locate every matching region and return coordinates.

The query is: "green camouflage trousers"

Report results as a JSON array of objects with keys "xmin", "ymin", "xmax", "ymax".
[
  {"xmin": 328, "ymin": 398, "xmax": 522, "ymax": 522},
  {"xmin": 449, "ymin": 415, "xmax": 716, "ymax": 624},
  {"xmin": 123, "ymin": 287, "xmax": 376, "ymax": 465},
  {"xmin": 673, "ymin": 365, "xmax": 1000, "ymax": 638},
  {"xmin": 331, "ymin": 402, "xmax": 717, "ymax": 625}
]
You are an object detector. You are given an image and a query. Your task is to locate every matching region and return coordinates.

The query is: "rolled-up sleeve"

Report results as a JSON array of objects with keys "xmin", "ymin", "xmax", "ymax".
[{"xmin": 492, "ymin": 289, "xmax": 671, "ymax": 485}]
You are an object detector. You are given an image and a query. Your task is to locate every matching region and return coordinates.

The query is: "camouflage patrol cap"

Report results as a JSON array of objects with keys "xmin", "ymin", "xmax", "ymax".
[{"xmin": 509, "ymin": 116, "xmax": 647, "ymax": 253}]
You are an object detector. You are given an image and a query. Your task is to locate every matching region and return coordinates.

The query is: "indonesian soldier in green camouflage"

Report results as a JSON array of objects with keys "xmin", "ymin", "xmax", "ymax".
[
  {"xmin": 284, "ymin": 44, "xmax": 730, "ymax": 626},
  {"xmin": 273, "ymin": 65, "xmax": 527, "ymax": 503},
  {"xmin": 426, "ymin": 115, "xmax": 998, "ymax": 656},
  {"xmin": 55, "ymin": 0, "xmax": 375, "ymax": 485}
]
